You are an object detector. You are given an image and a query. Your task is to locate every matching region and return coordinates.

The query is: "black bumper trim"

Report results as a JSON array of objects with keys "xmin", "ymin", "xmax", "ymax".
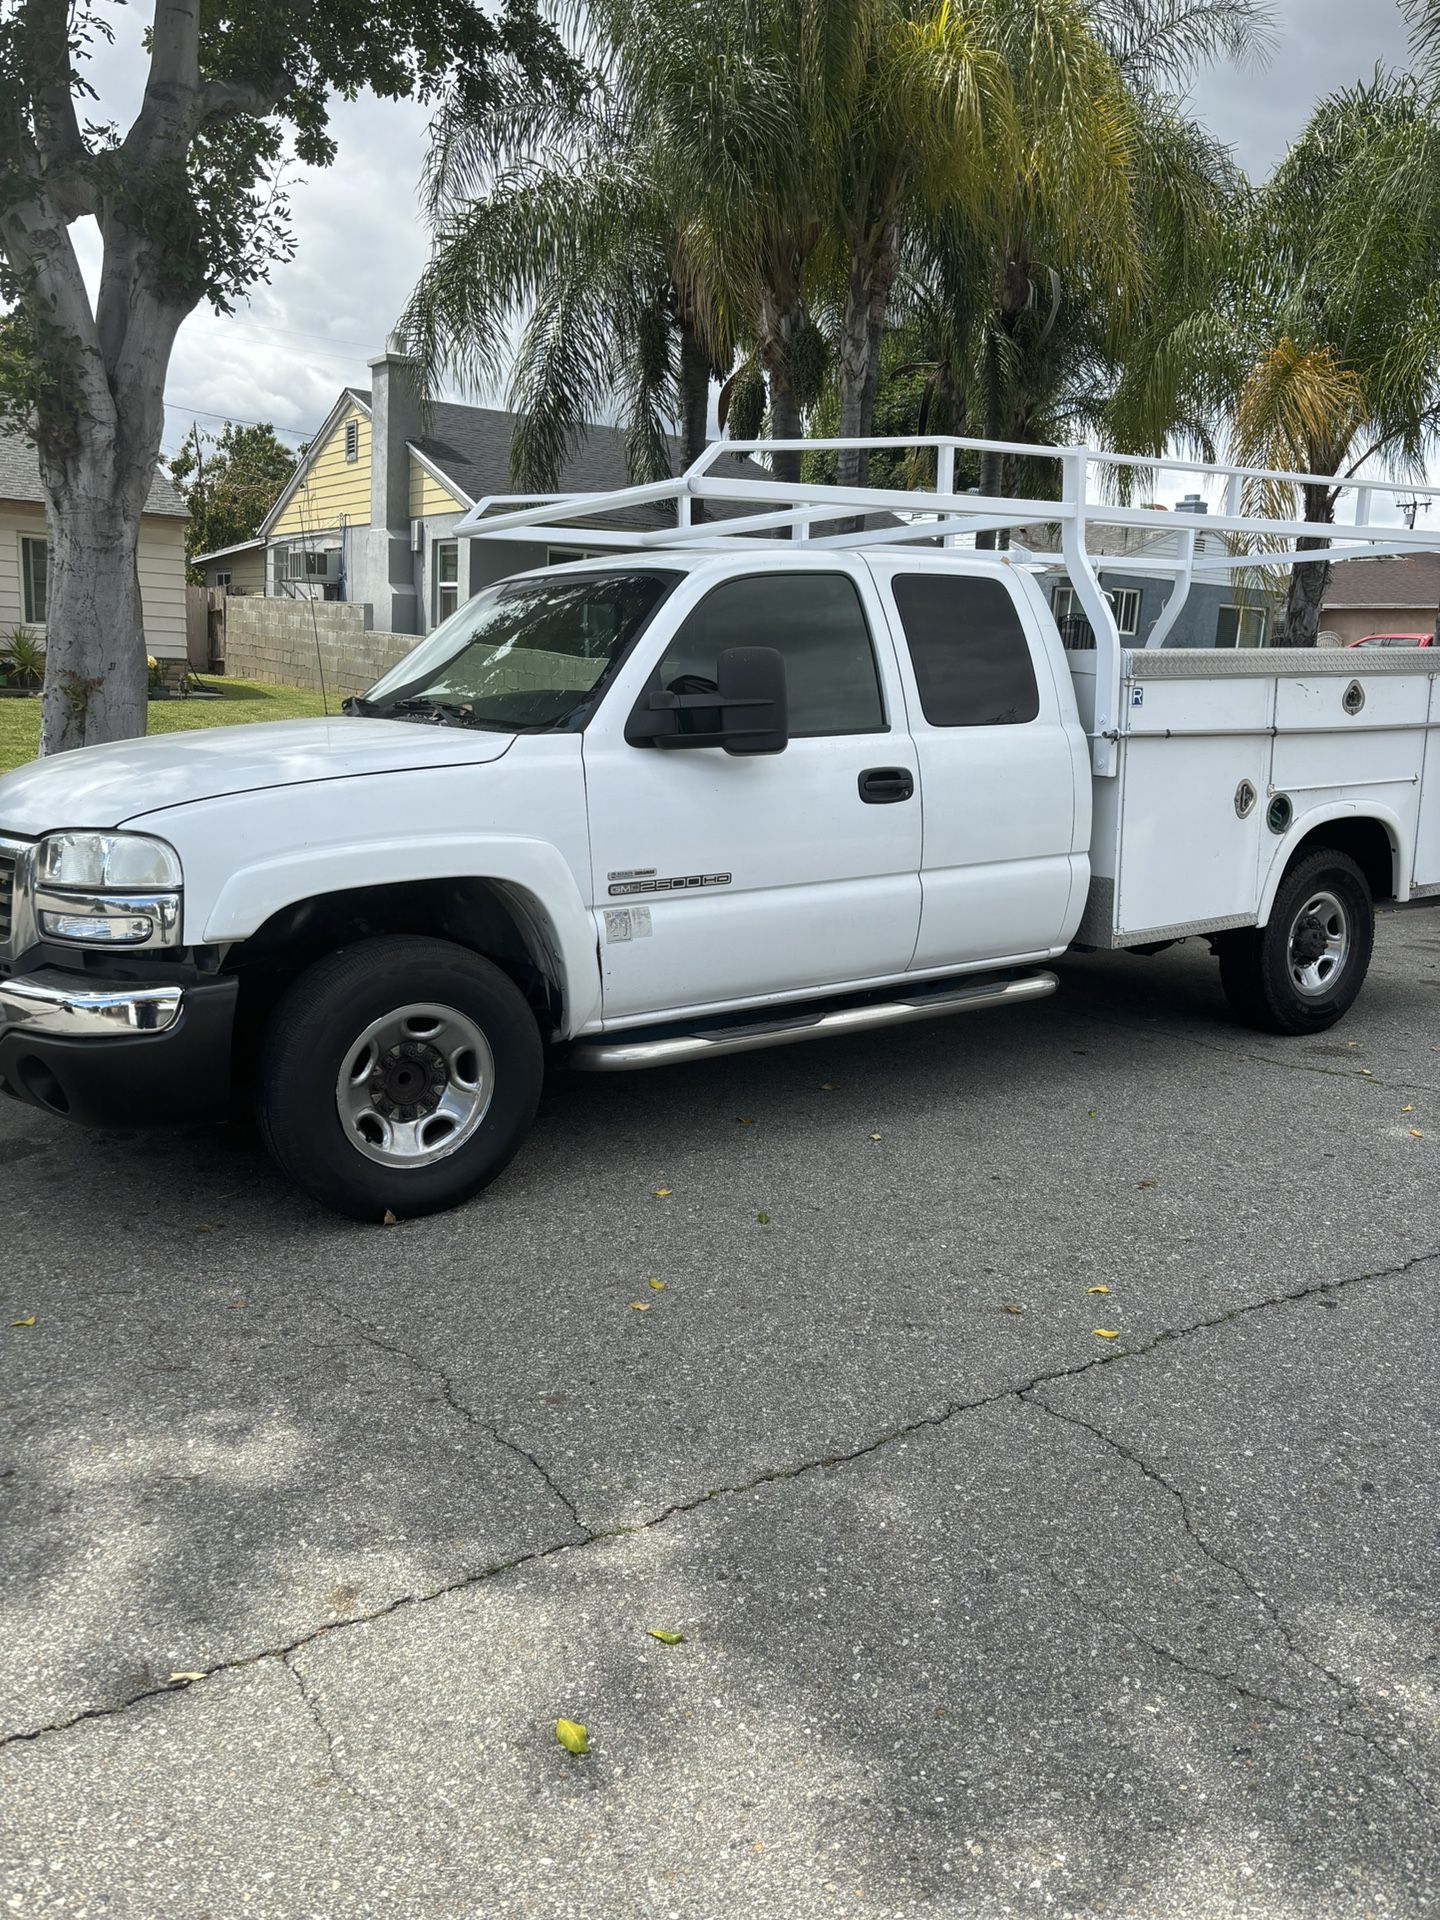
[{"xmin": 0, "ymin": 974, "xmax": 238, "ymax": 1128}]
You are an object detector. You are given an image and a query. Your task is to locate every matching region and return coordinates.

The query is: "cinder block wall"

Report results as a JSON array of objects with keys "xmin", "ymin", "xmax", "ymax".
[{"xmin": 224, "ymin": 599, "xmax": 418, "ymax": 699}]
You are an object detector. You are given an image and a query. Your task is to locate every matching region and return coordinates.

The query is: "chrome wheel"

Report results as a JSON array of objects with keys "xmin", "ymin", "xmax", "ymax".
[
  {"xmin": 336, "ymin": 1002, "xmax": 494, "ymax": 1168},
  {"xmin": 1288, "ymin": 890, "xmax": 1350, "ymax": 997}
]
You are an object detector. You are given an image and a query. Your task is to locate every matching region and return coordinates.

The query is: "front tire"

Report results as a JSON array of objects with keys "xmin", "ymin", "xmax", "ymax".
[
  {"xmin": 1216, "ymin": 849, "xmax": 1374, "ymax": 1035},
  {"xmin": 258, "ymin": 936, "xmax": 543, "ymax": 1220}
]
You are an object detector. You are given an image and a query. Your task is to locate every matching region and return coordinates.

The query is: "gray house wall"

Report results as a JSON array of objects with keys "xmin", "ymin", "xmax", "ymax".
[{"xmin": 1049, "ymin": 567, "xmax": 1271, "ymax": 649}]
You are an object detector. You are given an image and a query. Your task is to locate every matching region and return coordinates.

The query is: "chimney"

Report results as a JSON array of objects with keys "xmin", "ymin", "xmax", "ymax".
[
  {"xmin": 364, "ymin": 332, "xmax": 424, "ymax": 633},
  {"xmin": 369, "ymin": 332, "xmax": 423, "ymax": 538},
  {"xmin": 1177, "ymin": 493, "xmax": 1209, "ymax": 515}
]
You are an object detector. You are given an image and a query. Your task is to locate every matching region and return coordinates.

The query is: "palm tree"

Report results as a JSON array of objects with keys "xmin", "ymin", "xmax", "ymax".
[
  {"xmin": 403, "ymin": 27, "xmax": 731, "ymax": 489},
  {"xmin": 1225, "ymin": 75, "xmax": 1440, "ymax": 641}
]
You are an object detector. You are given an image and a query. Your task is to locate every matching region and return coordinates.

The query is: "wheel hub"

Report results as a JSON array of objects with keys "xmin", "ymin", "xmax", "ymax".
[
  {"xmin": 336, "ymin": 1001, "xmax": 496, "ymax": 1171},
  {"xmin": 1291, "ymin": 914, "xmax": 1328, "ymax": 967},
  {"xmin": 368, "ymin": 1039, "xmax": 448, "ymax": 1121}
]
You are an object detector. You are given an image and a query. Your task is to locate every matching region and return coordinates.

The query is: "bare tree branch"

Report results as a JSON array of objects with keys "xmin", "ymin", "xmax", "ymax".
[{"xmin": 123, "ymin": 0, "xmax": 202, "ymax": 167}]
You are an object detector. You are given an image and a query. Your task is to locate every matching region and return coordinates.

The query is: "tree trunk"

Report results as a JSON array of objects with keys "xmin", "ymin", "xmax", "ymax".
[
  {"xmin": 835, "ymin": 253, "xmax": 870, "ymax": 494},
  {"xmin": 757, "ymin": 282, "xmax": 806, "ymax": 485},
  {"xmin": 835, "ymin": 219, "xmax": 900, "ymax": 507},
  {"xmin": 767, "ymin": 378, "xmax": 804, "ymax": 485},
  {"xmin": 38, "ymin": 466, "xmax": 149, "ymax": 753},
  {"xmin": 1281, "ymin": 484, "xmax": 1336, "ymax": 645},
  {"xmin": 676, "ymin": 320, "xmax": 712, "ymax": 524},
  {"xmin": 975, "ymin": 450, "xmax": 1008, "ymax": 551}
]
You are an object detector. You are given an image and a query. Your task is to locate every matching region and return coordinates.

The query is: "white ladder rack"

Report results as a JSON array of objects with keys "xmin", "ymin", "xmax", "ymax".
[{"xmin": 452, "ymin": 435, "xmax": 1440, "ymax": 777}]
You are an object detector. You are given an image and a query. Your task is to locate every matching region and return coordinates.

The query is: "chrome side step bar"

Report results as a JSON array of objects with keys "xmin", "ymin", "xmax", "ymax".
[{"xmin": 569, "ymin": 970, "xmax": 1058, "ymax": 1072}]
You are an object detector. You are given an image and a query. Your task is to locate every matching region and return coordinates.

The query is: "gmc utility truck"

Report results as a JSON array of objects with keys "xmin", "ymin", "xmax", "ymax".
[{"xmin": 2, "ymin": 437, "xmax": 1439, "ymax": 1219}]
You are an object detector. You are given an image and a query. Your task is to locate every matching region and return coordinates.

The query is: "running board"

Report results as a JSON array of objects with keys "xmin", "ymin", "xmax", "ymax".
[{"xmin": 569, "ymin": 970, "xmax": 1059, "ymax": 1072}]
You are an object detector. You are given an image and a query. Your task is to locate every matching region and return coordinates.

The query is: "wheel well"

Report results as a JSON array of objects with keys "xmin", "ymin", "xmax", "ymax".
[
  {"xmin": 225, "ymin": 879, "xmax": 565, "ymax": 1065},
  {"xmin": 1282, "ymin": 817, "xmax": 1396, "ymax": 903}
]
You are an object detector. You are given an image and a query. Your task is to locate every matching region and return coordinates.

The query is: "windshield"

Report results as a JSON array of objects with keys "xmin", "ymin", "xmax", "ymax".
[{"xmin": 351, "ymin": 569, "xmax": 678, "ymax": 732}]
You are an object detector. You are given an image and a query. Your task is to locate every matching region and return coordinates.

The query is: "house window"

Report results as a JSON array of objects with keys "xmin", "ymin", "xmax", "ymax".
[
  {"xmin": 1216, "ymin": 605, "xmax": 1267, "ymax": 649},
  {"xmin": 435, "ymin": 541, "xmax": 460, "ymax": 622},
  {"xmin": 1108, "ymin": 587, "xmax": 1141, "ymax": 636},
  {"xmin": 284, "ymin": 548, "xmax": 332, "ymax": 581},
  {"xmin": 21, "ymin": 536, "xmax": 47, "ymax": 625},
  {"xmin": 547, "ymin": 546, "xmax": 592, "ymax": 566},
  {"xmin": 344, "ymin": 419, "xmax": 360, "ymax": 464},
  {"xmin": 214, "ymin": 571, "xmax": 232, "ymax": 589}
]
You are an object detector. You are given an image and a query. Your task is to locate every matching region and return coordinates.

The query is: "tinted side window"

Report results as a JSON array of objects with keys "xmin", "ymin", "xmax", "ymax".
[
  {"xmin": 658, "ymin": 574, "xmax": 886, "ymax": 737},
  {"xmin": 892, "ymin": 574, "xmax": 1040, "ymax": 727}
]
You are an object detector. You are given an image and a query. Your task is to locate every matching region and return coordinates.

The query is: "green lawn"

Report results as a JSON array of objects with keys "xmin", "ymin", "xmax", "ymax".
[{"xmin": 0, "ymin": 678, "xmax": 328, "ymax": 775}]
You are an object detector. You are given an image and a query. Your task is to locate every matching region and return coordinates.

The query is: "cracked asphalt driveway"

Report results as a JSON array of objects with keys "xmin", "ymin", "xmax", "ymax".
[{"xmin": 2, "ymin": 915, "xmax": 1439, "ymax": 1919}]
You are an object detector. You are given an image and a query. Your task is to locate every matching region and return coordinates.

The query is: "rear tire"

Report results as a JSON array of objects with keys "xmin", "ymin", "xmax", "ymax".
[
  {"xmin": 1216, "ymin": 849, "xmax": 1374, "ymax": 1035},
  {"xmin": 258, "ymin": 935, "xmax": 543, "ymax": 1221}
]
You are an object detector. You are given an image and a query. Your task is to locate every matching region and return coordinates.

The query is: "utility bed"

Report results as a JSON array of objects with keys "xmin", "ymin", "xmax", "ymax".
[{"xmin": 1075, "ymin": 645, "xmax": 1440, "ymax": 946}]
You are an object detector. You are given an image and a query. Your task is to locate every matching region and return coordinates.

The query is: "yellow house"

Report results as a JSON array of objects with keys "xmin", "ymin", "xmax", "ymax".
[
  {"xmin": 254, "ymin": 340, "xmax": 642, "ymax": 635},
  {"xmin": 0, "ymin": 430, "xmax": 189, "ymax": 661},
  {"xmin": 251, "ymin": 336, "xmax": 769, "ymax": 637},
  {"xmin": 191, "ymin": 536, "xmax": 267, "ymax": 596}
]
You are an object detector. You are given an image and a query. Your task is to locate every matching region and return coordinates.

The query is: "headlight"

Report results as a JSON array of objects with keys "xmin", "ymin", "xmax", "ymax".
[
  {"xmin": 38, "ymin": 831, "xmax": 182, "ymax": 891},
  {"xmin": 35, "ymin": 832, "xmax": 183, "ymax": 950}
]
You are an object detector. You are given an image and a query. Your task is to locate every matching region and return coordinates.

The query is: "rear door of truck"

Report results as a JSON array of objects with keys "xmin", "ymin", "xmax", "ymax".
[{"xmin": 866, "ymin": 555, "xmax": 1092, "ymax": 969}]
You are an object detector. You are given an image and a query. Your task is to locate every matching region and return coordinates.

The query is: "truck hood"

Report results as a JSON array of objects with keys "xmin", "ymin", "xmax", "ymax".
[{"xmin": 0, "ymin": 717, "xmax": 516, "ymax": 836}]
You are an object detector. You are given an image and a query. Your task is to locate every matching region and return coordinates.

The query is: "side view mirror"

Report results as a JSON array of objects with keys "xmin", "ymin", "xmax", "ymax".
[{"xmin": 627, "ymin": 645, "xmax": 789, "ymax": 755}]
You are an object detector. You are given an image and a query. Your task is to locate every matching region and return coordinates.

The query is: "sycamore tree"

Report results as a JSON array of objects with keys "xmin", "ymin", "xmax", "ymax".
[
  {"xmin": 0, "ymin": 0, "xmax": 575, "ymax": 754},
  {"xmin": 169, "ymin": 419, "xmax": 296, "ymax": 573}
]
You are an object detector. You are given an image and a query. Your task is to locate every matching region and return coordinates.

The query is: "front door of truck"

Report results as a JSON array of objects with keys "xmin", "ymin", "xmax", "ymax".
[{"xmin": 582, "ymin": 564, "xmax": 922, "ymax": 1023}]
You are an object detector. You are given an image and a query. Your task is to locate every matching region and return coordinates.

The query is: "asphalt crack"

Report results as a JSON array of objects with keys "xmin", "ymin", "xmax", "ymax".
[
  {"xmin": 283, "ymin": 1651, "xmax": 390, "ymax": 1814},
  {"xmin": 1030, "ymin": 1401, "xmax": 1439, "ymax": 1813},
  {"xmin": 317, "ymin": 1292, "xmax": 589, "ymax": 1537},
  {"xmin": 2, "ymin": 1242, "xmax": 1435, "ymax": 1756}
]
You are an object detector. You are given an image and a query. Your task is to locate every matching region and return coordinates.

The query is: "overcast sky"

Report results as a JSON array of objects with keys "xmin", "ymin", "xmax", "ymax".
[{"xmin": 68, "ymin": 0, "xmax": 1419, "ymax": 463}]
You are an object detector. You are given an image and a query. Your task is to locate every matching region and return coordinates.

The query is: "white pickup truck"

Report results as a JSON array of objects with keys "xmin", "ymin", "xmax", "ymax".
[{"xmin": 2, "ymin": 438, "xmax": 1438, "ymax": 1218}]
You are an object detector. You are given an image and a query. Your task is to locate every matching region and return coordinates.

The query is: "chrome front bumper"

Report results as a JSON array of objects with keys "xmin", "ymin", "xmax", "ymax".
[{"xmin": 0, "ymin": 973, "xmax": 184, "ymax": 1040}]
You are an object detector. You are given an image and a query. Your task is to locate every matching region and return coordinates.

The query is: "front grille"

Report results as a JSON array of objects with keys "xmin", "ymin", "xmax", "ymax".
[{"xmin": 0, "ymin": 849, "xmax": 13, "ymax": 950}]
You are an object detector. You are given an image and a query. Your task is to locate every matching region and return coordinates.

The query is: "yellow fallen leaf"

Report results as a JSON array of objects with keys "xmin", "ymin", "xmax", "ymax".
[
  {"xmin": 653, "ymin": 1188, "xmax": 672, "ymax": 1198},
  {"xmin": 757, "ymin": 1211, "xmax": 770, "ymax": 1224},
  {"xmin": 820, "ymin": 1083, "xmax": 839, "ymax": 1091},
  {"xmin": 736, "ymin": 1116, "xmax": 755, "ymax": 1126},
  {"xmin": 647, "ymin": 1278, "xmax": 666, "ymax": 1291},
  {"xmin": 647, "ymin": 1629, "xmax": 685, "ymax": 1645},
  {"xmin": 1410, "ymin": 1128, "xmax": 1424, "ymax": 1138},
  {"xmin": 628, "ymin": 1302, "xmax": 652, "ymax": 1312},
  {"xmin": 1137, "ymin": 1179, "xmax": 1157, "ymax": 1190},
  {"xmin": 381, "ymin": 1210, "xmax": 399, "ymax": 1226},
  {"xmin": 10, "ymin": 1316, "xmax": 35, "ymax": 1328},
  {"xmin": 1087, "ymin": 1286, "xmax": 1110, "ymax": 1295},
  {"xmin": 1087, "ymin": 1109, "xmax": 1098, "ymax": 1118},
  {"xmin": 554, "ymin": 1718, "xmax": 588, "ymax": 1755},
  {"xmin": 1402, "ymin": 1106, "xmax": 1415, "ymax": 1114},
  {"xmin": 1001, "ymin": 1302, "xmax": 1026, "ymax": 1315},
  {"xmin": 1093, "ymin": 1329, "xmax": 1120, "ymax": 1340},
  {"xmin": 168, "ymin": 1671, "xmax": 206, "ymax": 1684},
  {"xmin": 869, "ymin": 1132, "xmax": 882, "ymax": 1142}
]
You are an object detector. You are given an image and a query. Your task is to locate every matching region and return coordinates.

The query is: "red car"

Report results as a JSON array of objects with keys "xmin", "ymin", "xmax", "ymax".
[{"xmin": 1346, "ymin": 630, "xmax": 1434, "ymax": 648}]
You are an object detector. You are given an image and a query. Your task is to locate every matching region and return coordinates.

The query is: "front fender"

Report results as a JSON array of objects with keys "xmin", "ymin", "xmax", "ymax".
[
  {"xmin": 201, "ymin": 834, "xmax": 602, "ymax": 1035},
  {"xmin": 1257, "ymin": 800, "xmax": 1407, "ymax": 925}
]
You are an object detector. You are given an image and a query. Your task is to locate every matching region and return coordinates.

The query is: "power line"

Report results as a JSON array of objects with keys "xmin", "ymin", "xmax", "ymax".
[{"xmin": 164, "ymin": 403, "xmax": 320, "ymax": 441}]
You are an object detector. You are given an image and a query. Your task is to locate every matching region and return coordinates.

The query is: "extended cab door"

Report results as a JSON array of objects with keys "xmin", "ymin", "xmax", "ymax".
[
  {"xmin": 582, "ymin": 562, "xmax": 922, "ymax": 1023},
  {"xmin": 871, "ymin": 558, "xmax": 1090, "ymax": 970}
]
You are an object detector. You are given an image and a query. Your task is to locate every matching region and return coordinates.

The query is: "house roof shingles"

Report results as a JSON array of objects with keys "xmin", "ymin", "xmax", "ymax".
[
  {"xmin": 0, "ymin": 429, "xmax": 188, "ymax": 518},
  {"xmin": 1323, "ymin": 552, "xmax": 1440, "ymax": 610},
  {"xmin": 342, "ymin": 389, "xmax": 811, "ymax": 532}
]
